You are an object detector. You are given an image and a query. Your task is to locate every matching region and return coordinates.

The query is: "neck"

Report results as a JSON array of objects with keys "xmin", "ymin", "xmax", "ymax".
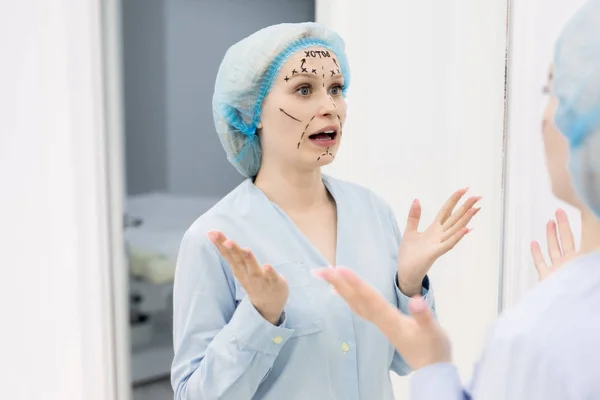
[
  {"xmin": 580, "ymin": 208, "xmax": 600, "ymax": 254},
  {"xmin": 253, "ymin": 164, "xmax": 330, "ymax": 212}
]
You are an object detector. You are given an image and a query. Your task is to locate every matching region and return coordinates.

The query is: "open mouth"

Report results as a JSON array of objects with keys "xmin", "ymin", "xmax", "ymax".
[{"xmin": 308, "ymin": 129, "xmax": 338, "ymax": 141}]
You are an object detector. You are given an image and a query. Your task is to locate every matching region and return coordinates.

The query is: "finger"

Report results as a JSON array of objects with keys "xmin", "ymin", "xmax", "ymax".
[
  {"xmin": 314, "ymin": 268, "xmax": 413, "ymax": 342},
  {"xmin": 240, "ymin": 247, "xmax": 264, "ymax": 278},
  {"xmin": 207, "ymin": 232, "xmax": 239, "ymax": 269},
  {"xmin": 435, "ymin": 187, "xmax": 469, "ymax": 224},
  {"xmin": 335, "ymin": 269, "xmax": 414, "ymax": 336},
  {"xmin": 441, "ymin": 207, "xmax": 481, "ymax": 242},
  {"xmin": 442, "ymin": 196, "xmax": 482, "ymax": 231},
  {"xmin": 530, "ymin": 241, "xmax": 548, "ymax": 275},
  {"xmin": 314, "ymin": 268, "xmax": 376, "ymax": 312},
  {"xmin": 404, "ymin": 199, "xmax": 422, "ymax": 233},
  {"xmin": 555, "ymin": 209, "xmax": 576, "ymax": 256},
  {"xmin": 264, "ymin": 264, "xmax": 281, "ymax": 284},
  {"xmin": 207, "ymin": 230, "xmax": 227, "ymax": 249},
  {"xmin": 315, "ymin": 267, "xmax": 357, "ymax": 300},
  {"xmin": 440, "ymin": 227, "xmax": 471, "ymax": 252},
  {"xmin": 408, "ymin": 296, "xmax": 435, "ymax": 327},
  {"xmin": 546, "ymin": 220, "xmax": 562, "ymax": 264},
  {"xmin": 222, "ymin": 239, "xmax": 249, "ymax": 278}
]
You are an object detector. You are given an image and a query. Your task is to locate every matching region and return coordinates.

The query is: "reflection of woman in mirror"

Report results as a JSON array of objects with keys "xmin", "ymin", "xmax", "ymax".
[
  {"xmin": 530, "ymin": 65, "xmax": 600, "ymax": 280},
  {"xmin": 170, "ymin": 23, "xmax": 480, "ymax": 399},
  {"xmin": 316, "ymin": 1, "xmax": 600, "ymax": 398}
]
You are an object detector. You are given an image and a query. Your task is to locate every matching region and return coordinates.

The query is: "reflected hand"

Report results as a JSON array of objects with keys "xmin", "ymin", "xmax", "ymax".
[
  {"xmin": 530, "ymin": 209, "xmax": 578, "ymax": 281},
  {"xmin": 207, "ymin": 231, "xmax": 289, "ymax": 325},
  {"xmin": 313, "ymin": 267, "xmax": 451, "ymax": 370},
  {"xmin": 397, "ymin": 188, "xmax": 482, "ymax": 295}
]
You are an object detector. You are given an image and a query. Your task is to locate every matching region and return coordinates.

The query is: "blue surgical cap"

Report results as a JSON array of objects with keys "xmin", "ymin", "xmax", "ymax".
[
  {"xmin": 553, "ymin": 0, "xmax": 600, "ymax": 216},
  {"xmin": 212, "ymin": 22, "xmax": 351, "ymax": 178}
]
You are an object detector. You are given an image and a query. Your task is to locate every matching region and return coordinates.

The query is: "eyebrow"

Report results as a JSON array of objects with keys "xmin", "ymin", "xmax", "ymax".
[{"xmin": 286, "ymin": 72, "xmax": 343, "ymax": 82}]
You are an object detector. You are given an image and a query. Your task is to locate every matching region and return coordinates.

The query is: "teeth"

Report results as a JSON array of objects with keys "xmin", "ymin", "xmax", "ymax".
[{"xmin": 323, "ymin": 130, "xmax": 334, "ymax": 134}]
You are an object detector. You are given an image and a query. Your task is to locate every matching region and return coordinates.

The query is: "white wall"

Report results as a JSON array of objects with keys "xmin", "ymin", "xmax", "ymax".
[
  {"xmin": 1, "ymin": 1, "xmax": 123, "ymax": 399},
  {"xmin": 501, "ymin": 0, "xmax": 589, "ymax": 309},
  {"xmin": 317, "ymin": 0, "xmax": 509, "ymax": 398}
]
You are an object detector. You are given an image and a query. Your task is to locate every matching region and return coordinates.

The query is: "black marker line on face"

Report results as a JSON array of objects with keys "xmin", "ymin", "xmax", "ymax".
[
  {"xmin": 297, "ymin": 116, "xmax": 315, "ymax": 150},
  {"xmin": 284, "ymin": 76, "xmax": 289, "ymax": 82},
  {"xmin": 300, "ymin": 123, "xmax": 310, "ymax": 140},
  {"xmin": 280, "ymin": 108, "xmax": 302, "ymax": 122},
  {"xmin": 327, "ymin": 94, "xmax": 337, "ymax": 108},
  {"xmin": 317, "ymin": 147, "xmax": 334, "ymax": 161}
]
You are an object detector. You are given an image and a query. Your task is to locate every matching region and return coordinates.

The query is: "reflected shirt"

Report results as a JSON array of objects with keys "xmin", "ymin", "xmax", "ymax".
[
  {"xmin": 410, "ymin": 251, "xmax": 600, "ymax": 400},
  {"xmin": 171, "ymin": 175, "xmax": 434, "ymax": 400}
]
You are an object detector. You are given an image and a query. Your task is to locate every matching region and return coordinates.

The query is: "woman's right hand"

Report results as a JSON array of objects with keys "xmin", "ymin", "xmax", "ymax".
[
  {"xmin": 207, "ymin": 231, "xmax": 289, "ymax": 325},
  {"xmin": 530, "ymin": 209, "xmax": 578, "ymax": 281}
]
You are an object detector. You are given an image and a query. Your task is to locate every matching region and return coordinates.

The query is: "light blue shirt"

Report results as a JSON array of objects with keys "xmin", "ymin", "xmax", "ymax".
[
  {"xmin": 171, "ymin": 175, "xmax": 434, "ymax": 400},
  {"xmin": 410, "ymin": 251, "xmax": 600, "ymax": 400}
]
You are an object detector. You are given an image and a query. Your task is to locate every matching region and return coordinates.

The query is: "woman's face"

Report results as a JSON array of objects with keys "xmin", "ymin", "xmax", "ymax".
[
  {"xmin": 257, "ymin": 46, "xmax": 347, "ymax": 173},
  {"xmin": 541, "ymin": 66, "xmax": 585, "ymax": 209}
]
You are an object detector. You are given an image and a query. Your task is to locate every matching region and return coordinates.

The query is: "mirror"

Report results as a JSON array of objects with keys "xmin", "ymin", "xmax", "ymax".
[{"xmin": 104, "ymin": 0, "xmax": 510, "ymax": 399}]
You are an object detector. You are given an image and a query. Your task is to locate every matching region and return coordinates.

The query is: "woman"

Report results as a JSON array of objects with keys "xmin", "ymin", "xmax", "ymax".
[
  {"xmin": 316, "ymin": 1, "xmax": 600, "ymax": 398},
  {"xmin": 170, "ymin": 23, "xmax": 481, "ymax": 400}
]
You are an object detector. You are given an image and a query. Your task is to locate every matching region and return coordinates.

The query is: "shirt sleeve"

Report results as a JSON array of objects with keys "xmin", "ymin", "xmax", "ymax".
[
  {"xmin": 408, "ymin": 325, "xmax": 575, "ymax": 400},
  {"xmin": 409, "ymin": 363, "xmax": 468, "ymax": 400},
  {"xmin": 385, "ymin": 203, "xmax": 437, "ymax": 376},
  {"xmin": 171, "ymin": 228, "xmax": 296, "ymax": 400},
  {"xmin": 390, "ymin": 274, "xmax": 436, "ymax": 375},
  {"xmin": 468, "ymin": 333, "xmax": 572, "ymax": 400}
]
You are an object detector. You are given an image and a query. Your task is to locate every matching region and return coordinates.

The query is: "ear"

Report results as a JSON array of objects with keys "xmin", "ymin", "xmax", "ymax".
[{"xmin": 257, "ymin": 120, "xmax": 263, "ymax": 129}]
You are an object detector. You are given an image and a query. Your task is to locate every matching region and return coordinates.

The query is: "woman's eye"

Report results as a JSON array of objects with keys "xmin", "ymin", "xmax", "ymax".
[
  {"xmin": 329, "ymin": 85, "xmax": 342, "ymax": 96},
  {"xmin": 296, "ymin": 86, "xmax": 311, "ymax": 96}
]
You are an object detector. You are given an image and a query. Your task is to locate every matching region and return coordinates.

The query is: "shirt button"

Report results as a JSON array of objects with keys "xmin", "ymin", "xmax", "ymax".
[
  {"xmin": 341, "ymin": 342, "xmax": 350, "ymax": 353},
  {"xmin": 273, "ymin": 336, "xmax": 283, "ymax": 344}
]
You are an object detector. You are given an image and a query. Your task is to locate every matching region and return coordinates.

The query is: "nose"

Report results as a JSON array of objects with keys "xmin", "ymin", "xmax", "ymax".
[{"xmin": 316, "ymin": 89, "xmax": 337, "ymax": 117}]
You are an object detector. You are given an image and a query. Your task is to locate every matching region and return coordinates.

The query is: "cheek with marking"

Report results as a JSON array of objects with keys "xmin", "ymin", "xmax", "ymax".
[
  {"xmin": 279, "ymin": 108, "xmax": 302, "ymax": 122},
  {"xmin": 297, "ymin": 115, "xmax": 316, "ymax": 149}
]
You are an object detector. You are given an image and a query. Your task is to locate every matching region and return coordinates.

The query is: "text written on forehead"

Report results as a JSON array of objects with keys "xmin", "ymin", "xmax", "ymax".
[{"xmin": 305, "ymin": 50, "xmax": 331, "ymax": 58}]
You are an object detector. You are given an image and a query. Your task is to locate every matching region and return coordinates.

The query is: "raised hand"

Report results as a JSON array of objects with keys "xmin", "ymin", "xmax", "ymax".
[
  {"xmin": 397, "ymin": 188, "xmax": 482, "ymax": 295},
  {"xmin": 207, "ymin": 231, "xmax": 289, "ymax": 325},
  {"xmin": 313, "ymin": 267, "xmax": 451, "ymax": 370},
  {"xmin": 530, "ymin": 209, "xmax": 578, "ymax": 281}
]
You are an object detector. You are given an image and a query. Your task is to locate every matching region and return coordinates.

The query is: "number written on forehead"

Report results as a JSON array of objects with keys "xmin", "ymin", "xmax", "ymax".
[{"xmin": 305, "ymin": 50, "xmax": 331, "ymax": 58}]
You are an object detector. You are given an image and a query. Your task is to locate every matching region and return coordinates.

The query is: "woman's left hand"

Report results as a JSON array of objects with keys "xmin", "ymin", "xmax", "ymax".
[{"xmin": 397, "ymin": 188, "xmax": 482, "ymax": 296}]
